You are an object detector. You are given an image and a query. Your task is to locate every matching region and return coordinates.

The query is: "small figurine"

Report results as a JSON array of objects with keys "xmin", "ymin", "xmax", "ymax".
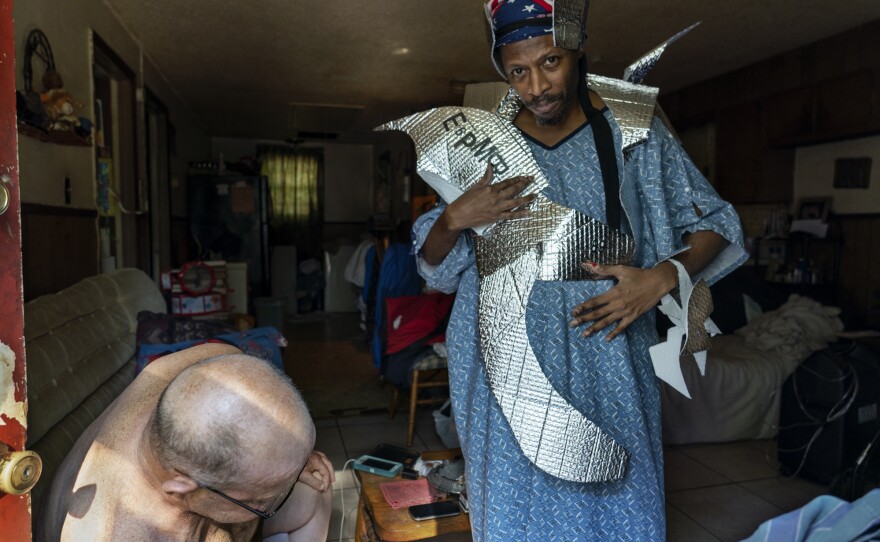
[{"xmin": 39, "ymin": 71, "xmax": 83, "ymax": 132}]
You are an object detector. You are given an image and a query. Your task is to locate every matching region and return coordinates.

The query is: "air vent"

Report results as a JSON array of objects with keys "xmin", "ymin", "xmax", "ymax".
[{"xmin": 289, "ymin": 103, "xmax": 364, "ymax": 134}]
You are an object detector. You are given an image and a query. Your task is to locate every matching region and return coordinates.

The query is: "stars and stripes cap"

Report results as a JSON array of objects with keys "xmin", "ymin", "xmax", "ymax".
[
  {"xmin": 483, "ymin": 0, "xmax": 589, "ymax": 77},
  {"xmin": 487, "ymin": 0, "xmax": 554, "ymax": 49}
]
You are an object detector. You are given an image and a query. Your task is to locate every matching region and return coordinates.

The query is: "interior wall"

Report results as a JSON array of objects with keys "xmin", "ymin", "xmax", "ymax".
[
  {"xmin": 211, "ymin": 137, "xmax": 376, "ymax": 228},
  {"xmin": 662, "ymin": 20, "xmax": 880, "ymax": 326},
  {"xmin": 794, "ymin": 135, "xmax": 880, "ymax": 215},
  {"xmin": 13, "ymin": 0, "xmax": 210, "ymax": 294},
  {"xmin": 14, "ymin": 0, "xmax": 209, "ymax": 209}
]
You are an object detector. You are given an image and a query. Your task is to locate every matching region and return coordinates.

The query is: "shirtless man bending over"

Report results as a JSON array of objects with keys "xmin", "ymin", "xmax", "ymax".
[{"xmin": 38, "ymin": 343, "xmax": 333, "ymax": 541}]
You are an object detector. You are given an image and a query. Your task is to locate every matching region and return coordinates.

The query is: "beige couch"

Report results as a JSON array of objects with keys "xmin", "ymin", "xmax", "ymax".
[{"xmin": 25, "ymin": 268, "xmax": 165, "ymax": 510}]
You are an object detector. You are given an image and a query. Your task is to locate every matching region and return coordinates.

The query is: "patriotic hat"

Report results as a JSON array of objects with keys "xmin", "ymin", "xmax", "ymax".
[{"xmin": 484, "ymin": 0, "xmax": 590, "ymax": 77}]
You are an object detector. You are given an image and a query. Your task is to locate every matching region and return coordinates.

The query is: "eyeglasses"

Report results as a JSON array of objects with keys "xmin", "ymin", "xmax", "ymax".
[
  {"xmin": 199, "ymin": 463, "xmax": 307, "ymax": 520},
  {"xmin": 203, "ymin": 481, "xmax": 296, "ymax": 519}
]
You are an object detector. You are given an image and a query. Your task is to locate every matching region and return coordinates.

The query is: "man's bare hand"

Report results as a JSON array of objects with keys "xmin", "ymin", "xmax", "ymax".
[
  {"xmin": 298, "ymin": 451, "xmax": 335, "ymax": 493},
  {"xmin": 569, "ymin": 261, "xmax": 677, "ymax": 341},
  {"xmin": 445, "ymin": 164, "xmax": 536, "ymax": 232}
]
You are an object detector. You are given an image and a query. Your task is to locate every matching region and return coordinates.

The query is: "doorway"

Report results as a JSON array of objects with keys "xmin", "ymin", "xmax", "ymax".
[
  {"xmin": 92, "ymin": 32, "xmax": 150, "ymax": 274},
  {"xmin": 145, "ymin": 88, "xmax": 171, "ymax": 279}
]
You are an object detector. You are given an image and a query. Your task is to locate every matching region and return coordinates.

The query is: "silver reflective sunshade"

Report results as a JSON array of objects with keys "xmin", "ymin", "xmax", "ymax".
[{"xmin": 378, "ymin": 104, "xmax": 636, "ymax": 483}]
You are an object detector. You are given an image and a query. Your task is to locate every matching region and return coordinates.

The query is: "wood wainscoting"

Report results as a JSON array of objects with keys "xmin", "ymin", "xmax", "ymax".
[
  {"xmin": 21, "ymin": 204, "xmax": 98, "ymax": 301},
  {"xmin": 838, "ymin": 214, "xmax": 880, "ymax": 329}
]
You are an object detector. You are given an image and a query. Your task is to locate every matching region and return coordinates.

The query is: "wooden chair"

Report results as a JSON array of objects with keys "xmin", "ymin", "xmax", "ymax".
[{"xmin": 389, "ymin": 354, "xmax": 449, "ymax": 446}]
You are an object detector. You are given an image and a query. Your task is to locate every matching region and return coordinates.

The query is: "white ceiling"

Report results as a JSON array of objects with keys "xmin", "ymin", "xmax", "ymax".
[{"xmin": 104, "ymin": 0, "xmax": 880, "ymax": 140}]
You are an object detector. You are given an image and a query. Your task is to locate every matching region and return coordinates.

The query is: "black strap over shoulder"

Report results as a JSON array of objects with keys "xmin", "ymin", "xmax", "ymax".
[{"xmin": 578, "ymin": 56, "xmax": 622, "ymax": 232}]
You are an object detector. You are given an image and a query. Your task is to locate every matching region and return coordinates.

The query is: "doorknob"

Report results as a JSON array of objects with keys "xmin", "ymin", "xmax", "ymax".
[
  {"xmin": 0, "ymin": 443, "xmax": 42, "ymax": 495},
  {"xmin": 0, "ymin": 174, "xmax": 9, "ymax": 216}
]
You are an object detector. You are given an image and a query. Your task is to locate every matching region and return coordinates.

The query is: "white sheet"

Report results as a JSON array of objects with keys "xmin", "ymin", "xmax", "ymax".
[{"xmin": 661, "ymin": 295, "xmax": 843, "ymax": 445}]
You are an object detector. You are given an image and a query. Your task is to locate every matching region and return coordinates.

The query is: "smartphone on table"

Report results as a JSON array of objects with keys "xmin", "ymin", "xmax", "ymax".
[
  {"xmin": 408, "ymin": 500, "xmax": 462, "ymax": 521},
  {"xmin": 352, "ymin": 455, "xmax": 403, "ymax": 477}
]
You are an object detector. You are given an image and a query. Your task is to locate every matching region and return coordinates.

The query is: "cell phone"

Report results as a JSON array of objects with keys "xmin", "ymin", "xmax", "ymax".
[
  {"xmin": 352, "ymin": 455, "xmax": 403, "ymax": 478},
  {"xmin": 368, "ymin": 443, "xmax": 421, "ymax": 466},
  {"xmin": 408, "ymin": 500, "xmax": 462, "ymax": 521}
]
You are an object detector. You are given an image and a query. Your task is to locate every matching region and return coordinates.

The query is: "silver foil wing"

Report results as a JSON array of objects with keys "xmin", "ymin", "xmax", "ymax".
[
  {"xmin": 378, "ymin": 106, "xmax": 634, "ymax": 483},
  {"xmin": 377, "ymin": 106, "xmax": 548, "ymax": 236},
  {"xmin": 553, "ymin": 0, "xmax": 590, "ymax": 51},
  {"xmin": 624, "ymin": 22, "xmax": 701, "ymax": 84},
  {"xmin": 587, "ymin": 74, "xmax": 658, "ymax": 151}
]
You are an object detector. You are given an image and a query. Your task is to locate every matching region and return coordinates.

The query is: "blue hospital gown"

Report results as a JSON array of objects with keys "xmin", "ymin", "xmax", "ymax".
[{"xmin": 413, "ymin": 109, "xmax": 745, "ymax": 541}]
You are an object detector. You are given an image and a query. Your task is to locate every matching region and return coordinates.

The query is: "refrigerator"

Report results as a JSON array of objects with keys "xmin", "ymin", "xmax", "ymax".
[{"xmin": 187, "ymin": 175, "xmax": 269, "ymax": 299}]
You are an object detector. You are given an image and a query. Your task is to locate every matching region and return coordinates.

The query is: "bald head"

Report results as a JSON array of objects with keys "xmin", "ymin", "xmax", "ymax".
[{"xmin": 151, "ymin": 354, "xmax": 315, "ymax": 489}]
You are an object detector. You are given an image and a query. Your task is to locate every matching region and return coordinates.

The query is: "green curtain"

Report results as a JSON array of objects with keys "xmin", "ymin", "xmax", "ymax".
[{"xmin": 259, "ymin": 146, "xmax": 324, "ymax": 258}]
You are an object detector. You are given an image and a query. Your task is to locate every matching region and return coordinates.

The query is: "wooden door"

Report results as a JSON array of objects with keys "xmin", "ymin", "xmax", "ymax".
[{"xmin": 0, "ymin": 0, "xmax": 37, "ymax": 538}]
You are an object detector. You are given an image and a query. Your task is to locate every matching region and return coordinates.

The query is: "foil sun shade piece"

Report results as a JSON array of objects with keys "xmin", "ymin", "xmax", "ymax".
[
  {"xmin": 379, "ymin": 107, "xmax": 549, "ymax": 236},
  {"xmin": 378, "ymin": 106, "xmax": 635, "ymax": 483},
  {"xmin": 552, "ymin": 0, "xmax": 591, "ymax": 51},
  {"xmin": 624, "ymin": 22, "xmax": 702, "ymax": 85}
]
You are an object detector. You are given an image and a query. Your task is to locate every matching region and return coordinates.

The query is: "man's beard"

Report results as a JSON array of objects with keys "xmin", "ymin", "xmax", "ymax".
[{"xmin": 524, "ymin": 91, "xmax": 572, "ymax": 127}]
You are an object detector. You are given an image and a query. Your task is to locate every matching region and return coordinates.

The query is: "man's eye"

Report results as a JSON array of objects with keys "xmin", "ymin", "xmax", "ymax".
[
  {"xmin": 545, "ymin": 56, "xmax": 559, "ymax": 66},
  {"xmin": 510, "ymin": 68, "xmax": 525, "ymax": 77}
]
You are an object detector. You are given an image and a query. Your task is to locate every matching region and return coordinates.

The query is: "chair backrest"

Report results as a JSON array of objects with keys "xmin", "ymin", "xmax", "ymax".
[
  {"xmin": 370, "ymin": 243, "xmax": 421, "ymax": 368},
  {"xmin": 384, "ymin": 293, "xmax": 455, "ymax": 356},
  {"xmin": 380, "ymin": 293, "xmax": 454, "ymax": 387}
]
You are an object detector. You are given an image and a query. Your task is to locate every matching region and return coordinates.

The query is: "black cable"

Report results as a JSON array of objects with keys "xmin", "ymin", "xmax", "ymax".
[
  {"xmin": 830, "ymin": 427, "xmax": 880, "ymax": 500},
  {"xmin": 780, "ymin": 348, "xmax": 859, "ymax": 480}
]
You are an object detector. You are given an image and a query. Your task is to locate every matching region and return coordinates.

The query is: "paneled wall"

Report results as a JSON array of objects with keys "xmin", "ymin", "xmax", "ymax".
[
  {"xmin": 662, "ymin": 20, "xmax": 880, "ymax": 326},
  {"xmin": 661, "ymin": 19, "xmax": 880, "ymax": 205},
  {"xmin": 838, "ymin": 215, "xmax": 880, "ymax": 328},
  {"xmin": 21, "ymin": 205, "xmax": 98, "ymax": 301}
]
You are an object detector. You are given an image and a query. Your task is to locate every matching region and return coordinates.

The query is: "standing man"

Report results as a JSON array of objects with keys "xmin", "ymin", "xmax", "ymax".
[
  {"xmin": 412, "ymin": 1, "xmax": 746, "ymax": 540},
  {"xmin": 38, "ymin": 343, "xmax": 333, "ymax": 541}
]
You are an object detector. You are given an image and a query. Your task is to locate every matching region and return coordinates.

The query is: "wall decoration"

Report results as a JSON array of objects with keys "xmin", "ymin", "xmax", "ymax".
[
  {"xmin": 17, "ymin": 29, "xmax": 92, "ymax": 145},
  {"xmin": 795, "ymin": 196, "xmax": 832, "ymax": 222},
  {"xmin": 794, "ymin": 134, "xmax": 880, "ymax": 215},
  {"xmin": 833, "ymin": 157, "xmax": 871, "ymax": 189}
]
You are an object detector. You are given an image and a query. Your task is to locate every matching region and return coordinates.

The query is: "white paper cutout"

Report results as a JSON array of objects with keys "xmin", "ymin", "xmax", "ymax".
[{"xmin": 651, "ymin": 259, "xmax": 720, "ymax": 398}]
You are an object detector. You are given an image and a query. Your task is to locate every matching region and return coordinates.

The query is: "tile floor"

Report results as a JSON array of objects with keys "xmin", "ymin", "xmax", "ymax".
[
  {"xmin": 320, "ymin": 410, "xmax": 828, "ymax": 542},
  {"xmin": 291, "ymin": 315, "xmax": 829, "ymax": 542}
]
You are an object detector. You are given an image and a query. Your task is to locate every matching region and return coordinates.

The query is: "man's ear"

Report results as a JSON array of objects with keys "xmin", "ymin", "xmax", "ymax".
[{"xmin": 162, "ymin": 473, "xmax": 200, "ymax": 496}]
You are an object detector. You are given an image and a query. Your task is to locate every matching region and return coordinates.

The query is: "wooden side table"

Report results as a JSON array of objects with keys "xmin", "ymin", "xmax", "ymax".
[{"xmin": 354, "ymin": 450, "xmax": 471, "ymax": 542}]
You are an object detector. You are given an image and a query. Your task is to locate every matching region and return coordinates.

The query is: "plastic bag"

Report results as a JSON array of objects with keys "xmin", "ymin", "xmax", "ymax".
[{"xmin": 432, "ymin": 399, "xmax": 460, "ymax": 449}]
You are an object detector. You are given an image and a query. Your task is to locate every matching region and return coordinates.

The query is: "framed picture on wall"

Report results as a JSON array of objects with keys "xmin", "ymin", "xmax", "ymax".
[{"xmin": 795, "ymin": 196, "xmax": 832, "ymax": 222}]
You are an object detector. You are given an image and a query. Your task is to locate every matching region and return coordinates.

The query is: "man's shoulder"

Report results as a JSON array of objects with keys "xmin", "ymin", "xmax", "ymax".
[{"xmin": 140, "ymin": 342, "xmax": 242, "ymax": 380}]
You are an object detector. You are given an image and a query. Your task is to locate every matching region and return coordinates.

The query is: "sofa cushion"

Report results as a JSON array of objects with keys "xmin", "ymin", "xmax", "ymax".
[
  {"xmin": 29, "ymin": 361, "xmax": 134, "ymax": 507},
  {"xmin": 24, "ymin": 269, "xmax": 165, "ymax": 506}
]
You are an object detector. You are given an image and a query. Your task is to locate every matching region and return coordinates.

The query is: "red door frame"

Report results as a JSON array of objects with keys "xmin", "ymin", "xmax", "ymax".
[{"xmin": 0, "ymin": 0, "xmax": 31, "ymax": 538}]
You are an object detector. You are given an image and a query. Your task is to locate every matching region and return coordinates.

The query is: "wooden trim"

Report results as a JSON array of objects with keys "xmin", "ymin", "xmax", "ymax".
[
  {"xmin": 836, "ymin": 212, "xmax": 880, "ymax": 220},
  {"xmin": 91, "ymin": 33, "xmax": 136, "ymax": 80},
  {"xmin": 22, "ymin": 203, "xmax": 98, "ymax": 217}
]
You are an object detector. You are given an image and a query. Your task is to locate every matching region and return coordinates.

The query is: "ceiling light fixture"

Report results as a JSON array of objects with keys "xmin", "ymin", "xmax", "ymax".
[{"xmin": 391, "ymin": 47, "xmax": 410, "ymax": 56}]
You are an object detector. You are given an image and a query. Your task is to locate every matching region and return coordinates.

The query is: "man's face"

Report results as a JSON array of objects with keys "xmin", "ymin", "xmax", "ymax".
[
  {"xmin": 188, "ymin": 455, "xmax": 307, "ymax": 524},
  {"xmin": 499, "ymin": 35, "xmax": 581, "ymax": 127}
]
